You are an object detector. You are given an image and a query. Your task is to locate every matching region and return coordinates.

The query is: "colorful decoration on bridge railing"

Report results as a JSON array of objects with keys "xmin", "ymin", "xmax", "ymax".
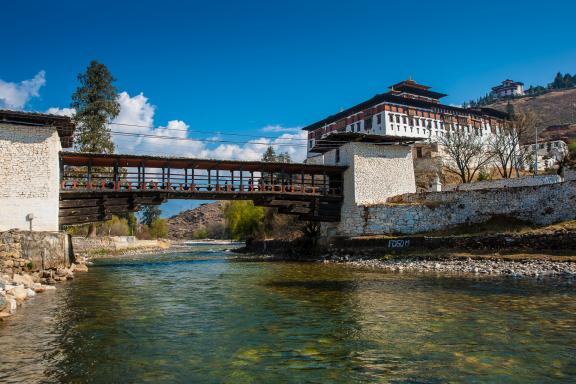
[{"xmin": 60, "ymin": 179, "xmax": 338, "ymax": 195}]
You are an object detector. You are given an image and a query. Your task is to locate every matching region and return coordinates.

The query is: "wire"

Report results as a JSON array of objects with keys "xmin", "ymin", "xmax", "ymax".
[
  {"xmin": 110, "ymin": 131, "xmax": 309, "ymax": 148},
  {"xmin": 108, "ymin": 121, "xmax": 309, "ymax": 141}
]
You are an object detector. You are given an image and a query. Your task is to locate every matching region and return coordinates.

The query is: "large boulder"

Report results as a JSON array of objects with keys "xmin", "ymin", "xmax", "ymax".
[
  {"xmin": 7, "ymin": 285, "xmax": 27, "ymax": 301},
  {"xmin": 12, "ymin": 273, "xmax": 35, "ymax": 288},
  {"xmin": 0, "ymin": 294, "xmax": 6, "ymax": 311}
]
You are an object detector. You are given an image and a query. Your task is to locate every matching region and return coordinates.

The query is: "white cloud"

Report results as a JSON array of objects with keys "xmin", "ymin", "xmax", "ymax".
[
  {"xmin": 46, "ymin": 107, "xmax": 75, "ymax": 117},
  {"xmin": 0, "ymin": 71, "xmax": 46, "ymax": 109},
  {"xmin": 109, "ymin": 91, "xmax": 307, "ymax": 162},
  {"xmin": 261, "ymin": 124, "xmax": 302, "ymax": 133}
]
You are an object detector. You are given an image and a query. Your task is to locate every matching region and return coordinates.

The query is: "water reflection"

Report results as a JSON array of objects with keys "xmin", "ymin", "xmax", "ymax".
[{"xmin": 1, "ymin": 246, "xmax": 575, "ymax": 383}]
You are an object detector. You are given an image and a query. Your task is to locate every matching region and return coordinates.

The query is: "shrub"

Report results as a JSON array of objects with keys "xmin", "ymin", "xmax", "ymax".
[
  {"xmin": 99, "ymin": 216, "xmax": 130, "ymax": 236},
  {"xmin": 149, "ymin": 218, "xmax": 168, "ymax": 239},
  {"xmin": 223, "ymin": 201, "xmax": 265, "ymax": 240}
]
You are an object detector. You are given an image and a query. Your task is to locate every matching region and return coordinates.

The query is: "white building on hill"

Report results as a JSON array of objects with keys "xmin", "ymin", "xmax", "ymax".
[{"xmin": 491, "ymin": 79, "xmax": 525, "ymax": 98}]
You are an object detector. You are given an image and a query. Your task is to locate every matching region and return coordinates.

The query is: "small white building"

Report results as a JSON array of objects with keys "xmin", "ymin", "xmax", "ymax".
[
  {"xmin": 491, "ymin": 79, "xmax": 525, "ymax": 98},
  {"xmin": 522, "ymin": 139, "xmax": 568, "ymax": 170},
  {"xmin": 0, "ymin": 110, "xmax": 74, "ymax": 231}
]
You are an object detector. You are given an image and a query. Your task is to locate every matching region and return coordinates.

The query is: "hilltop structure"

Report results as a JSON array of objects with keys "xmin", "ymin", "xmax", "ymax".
[{"xmin": 491, "ymin": 79, "xmax": 525, "ymax": 99}]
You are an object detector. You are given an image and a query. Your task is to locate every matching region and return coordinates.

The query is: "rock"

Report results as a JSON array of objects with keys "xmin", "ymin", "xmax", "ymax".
[
  {"xmin": 8, "ymin": 285, "xmax": 27, "ymax": 301},
  {"xmin": 12, "ymin": 273, "xmax": 35, "ymax": 288},
  {"xmin": 42, "ymin": 285, "xmax": 56, "ymax": 291},
  {"xmin": 26, "ymin": 288, "xmax": 36, "ymax": 298},
  {"xmin": 0, "ymin": 295, "xmax": 6, "ymax": 311},
  {"xmin": 5, "ymin": 297, "xmax": 17, "ymax": 313}
]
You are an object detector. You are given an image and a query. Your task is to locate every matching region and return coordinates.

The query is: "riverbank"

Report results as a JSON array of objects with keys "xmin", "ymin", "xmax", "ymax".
[
  {"xmin": 241, "ymin": 221, "xmax": 576, "ymax": 280},
  {"xmin": 0, "ymin": 262, "xmax": 88, "ymax": 320}
]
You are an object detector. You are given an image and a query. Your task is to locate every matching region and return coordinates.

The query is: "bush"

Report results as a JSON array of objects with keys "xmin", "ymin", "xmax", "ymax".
[
  {"xmin": 223, "ymin": 201, "xmax": 265, "ymax": 240},
  {"xmin": 149, "ymin": 218, "xmax": 168, "ymax": 239},
  {"xmin": 99, "ymin": 216, "xmax": 130, "ymax": 236},
  {"xmin": 192, "ymin": 228, "xmax": 210, "ymax": 239}
]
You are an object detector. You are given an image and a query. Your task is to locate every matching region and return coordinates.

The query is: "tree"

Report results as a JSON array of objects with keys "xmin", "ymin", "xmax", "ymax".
[
  {"xmin": 261, "ymin": 146, "xmax": 277, "ymax": 162},
  {"xmin": 439, "ymin": 126, "xmax": 494, "ymax": 183},
  {"xmin": 141, "ymin": 206, "xmax": 162, "ymax": 226},
  {"xmin": 71, "ymin": 60, "xmax": 120, "ymax": 237},
  {"xmin": 511, "ymin": 111, "xmax": 539, "ymax": 177},
  {"xmin": 223, "ymin": 201, "xmax": 265, "ymax": 240},
  {"xmin": 261, "ymin": 146, "xmax": 291, "ymax": 163},
  {"xmin": 149, "ymin": 218, "xmax": 168, "ymax": 239},
  {"xmin": 71, "ymin": 61, "xmax": 120, "ymax": 153}
]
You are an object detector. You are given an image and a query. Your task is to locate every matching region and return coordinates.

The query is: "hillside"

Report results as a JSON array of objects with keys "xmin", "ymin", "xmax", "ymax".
[
  {"xmin": 487, "ymin": 87, "xmax": 576, "ymax": 141},
  {"xmin": 167, "ymin": 202, "xmax": 226, "ymax": 239}
]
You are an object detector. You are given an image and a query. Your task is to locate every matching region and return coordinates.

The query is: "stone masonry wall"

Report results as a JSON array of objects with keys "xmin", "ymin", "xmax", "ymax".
[
  {"xmin": 443, "ymin": 174, "xmax": 562, "ymax": 191},
  {"xmin": 335, "ymin": 180, "xmax": 576, "ymax": 236},
  {"xmin": 0, "ymin": 123, "xmax": 62, "ymax": 231},
  {"xmin": 0, "ymin": 230, "xmax": 70, "ymax": 274}
]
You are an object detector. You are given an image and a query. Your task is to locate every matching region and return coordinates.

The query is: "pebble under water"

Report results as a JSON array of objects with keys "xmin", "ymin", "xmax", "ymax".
[{"xmin": 1, "ymin": 244, "xmax": 575, "ymax": 383}]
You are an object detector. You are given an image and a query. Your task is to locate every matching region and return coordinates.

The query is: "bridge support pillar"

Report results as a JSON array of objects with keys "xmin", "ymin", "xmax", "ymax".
[{"xmin": 311, "ymin": 142, "xmax": 416, "ymax": 238}]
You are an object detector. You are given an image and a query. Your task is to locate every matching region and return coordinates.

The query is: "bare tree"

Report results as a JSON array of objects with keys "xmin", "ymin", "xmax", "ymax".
[
  {"xmin": 438, "ymin": 126, "xmax": 494, "ymax": 183},
  {"xmin": 511, "ymin": 111, "xmax": 539, "ymax": 177},
  {"xmin": 488, "ymin": 127, "xmax": 517, "ymax": 178}
]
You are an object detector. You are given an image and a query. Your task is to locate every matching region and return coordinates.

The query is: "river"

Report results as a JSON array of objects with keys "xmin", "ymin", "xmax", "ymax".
[{"xmin": 1, "ymin": 243, "xmax": 575, "ymax": 383}]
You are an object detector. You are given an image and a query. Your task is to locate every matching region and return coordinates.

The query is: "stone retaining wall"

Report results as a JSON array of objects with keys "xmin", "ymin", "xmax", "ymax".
[
  {"xmin": 334, "ymin": 180, "xmax": 576, "ymax": 236},
  {"xmin": 0, "ymin": 230, "xmax": 71, "ymax": 274},
  {"xmin": 72, "ymin": 236, "xmax": 165, "ymax": 254},
  {"xmin": 442, "ymin": 174, "xmax": 562, "ymax": 191}
]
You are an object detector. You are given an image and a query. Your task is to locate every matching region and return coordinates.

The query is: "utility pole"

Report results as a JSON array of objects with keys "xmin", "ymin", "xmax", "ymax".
[{"xmin": 534, "ymin": 124, "xmax": 538, "ymax": 176}]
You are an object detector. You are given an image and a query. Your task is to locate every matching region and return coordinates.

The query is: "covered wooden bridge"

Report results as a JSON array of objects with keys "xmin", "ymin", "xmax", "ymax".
[{"xmin": 59, "ymin": 152, "xmax": 347, "ymax": 225}]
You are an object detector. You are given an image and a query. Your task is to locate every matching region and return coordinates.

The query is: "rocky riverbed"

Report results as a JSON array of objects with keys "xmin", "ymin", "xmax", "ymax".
[
  {"xmin": 0, "ymin": 262, "xmax": 89, "ymax": 320},
  {"xmin": 324, "ymin": 255, "xmax": 576, "ymax": 279}
]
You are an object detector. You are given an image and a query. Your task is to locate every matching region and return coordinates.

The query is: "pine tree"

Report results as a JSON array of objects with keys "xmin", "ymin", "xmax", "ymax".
[
  {"xmin": 261, "ymin": 146, "xmax": 277, "ymax": 162},
  {"xmin": 71, "ymin": 61, "xmax": 120, "ymax": 153},
  {"xmin": 506, "ymin": 102, "xmax": 516, "ymax": 119},
  {"xmin": 71, "ymin": 61, "xmax": 120, "ymax": 237}
]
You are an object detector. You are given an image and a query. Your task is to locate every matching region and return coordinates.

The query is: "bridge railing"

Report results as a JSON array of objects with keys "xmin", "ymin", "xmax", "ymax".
[{"xmin": 60, "ymin": 153, "xmax": 345, "ymax": 197}]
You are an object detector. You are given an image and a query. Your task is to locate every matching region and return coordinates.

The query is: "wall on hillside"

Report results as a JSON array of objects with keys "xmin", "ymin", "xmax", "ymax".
[
  {"xmin": 0, "ymin": 123, "xmax": 61, "ymax": 231},
  {"xmin": 0, "ymin": 230, "xmax": 71, "ymax": 274},
  {"xmin": 442, "ymin": 174, "xmax": 562, "ymax": 191},
  {"xmin": 333, "ymin": 181, "xmax": 576, "ymax": 237}
]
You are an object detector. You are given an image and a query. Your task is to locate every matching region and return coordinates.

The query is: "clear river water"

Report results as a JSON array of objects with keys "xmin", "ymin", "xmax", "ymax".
[{"xmin": 1, "ymin": 243, "xmax": 575, "ymax": 383}]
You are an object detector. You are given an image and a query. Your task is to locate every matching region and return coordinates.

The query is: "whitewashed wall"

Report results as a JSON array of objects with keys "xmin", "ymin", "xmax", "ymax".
[{"xmin": 0, "ymin": 123, "xmax": 62, "ymax": 231}]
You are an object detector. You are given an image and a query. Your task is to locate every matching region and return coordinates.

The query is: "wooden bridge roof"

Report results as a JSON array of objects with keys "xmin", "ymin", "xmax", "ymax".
[{"xmin": 60, "ymin": 152, "xmax": 348, "ymax": 174}]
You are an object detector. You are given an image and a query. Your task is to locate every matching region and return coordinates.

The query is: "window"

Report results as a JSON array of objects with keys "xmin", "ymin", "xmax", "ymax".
[
  {"xmin": 309, "ymin": 140, "xmax": 314, "ymax": 148},
  {"xmin": 389, "ymin": 114, "xmax": 394, "ymax": 122},
  {"xmin": 377, "ymin": 114, "xmax": 381, "ymax": 125},
  {"xmin": 396, "ymin": 115, "xmax": 400, "ymax": 123},
  {"xmin": 335, "ymin": 148, "xmax": 340, "ymax": 163},
  {"xmin": 356, "ymin": 123, "xmax": 361, "ymax": 132},
  {"xmin": 403, "ymin": 116, "xmax": 407, "ymax": 124}
]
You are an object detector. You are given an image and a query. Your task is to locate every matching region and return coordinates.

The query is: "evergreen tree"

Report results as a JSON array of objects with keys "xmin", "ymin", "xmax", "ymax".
[
  {"xmin": 506, "ymin": 102, "xmax": 516, "ymax": 119},
  {"xmin": 550, "ymin": 72, "xmax": 565, "ymax": 89},
  {"xmin": 141, "ymin": 206, "xmax": 162, "ymax": 226},
  {"xmin": 261, "ymin": 146, "xmax": 277, "ymax": 162},
  {"xmin": 71, "ymin": 60, "xmax": 120, "ymax": 153}
]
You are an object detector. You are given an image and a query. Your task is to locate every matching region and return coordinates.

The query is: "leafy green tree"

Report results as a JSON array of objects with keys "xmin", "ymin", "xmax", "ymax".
[
  {"xmin": 141, "ymin": 206, "xmax": 162, "ymax": 226},
  {"xmin": 149, "ymin": 218, "xmax": 168, "ymax": 239},
  {"xmin": 71, "ymin": 60, "xmax": 120, "ymax": 153},
  {"xmin": 223, "ymin": 201, "xmax": 265, "ymax": 240}
]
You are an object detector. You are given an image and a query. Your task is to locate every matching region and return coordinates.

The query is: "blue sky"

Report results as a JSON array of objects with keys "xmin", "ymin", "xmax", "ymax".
[{"xmin": 2, "ymin": 0, "xmax": 575, "ymax": 216}]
